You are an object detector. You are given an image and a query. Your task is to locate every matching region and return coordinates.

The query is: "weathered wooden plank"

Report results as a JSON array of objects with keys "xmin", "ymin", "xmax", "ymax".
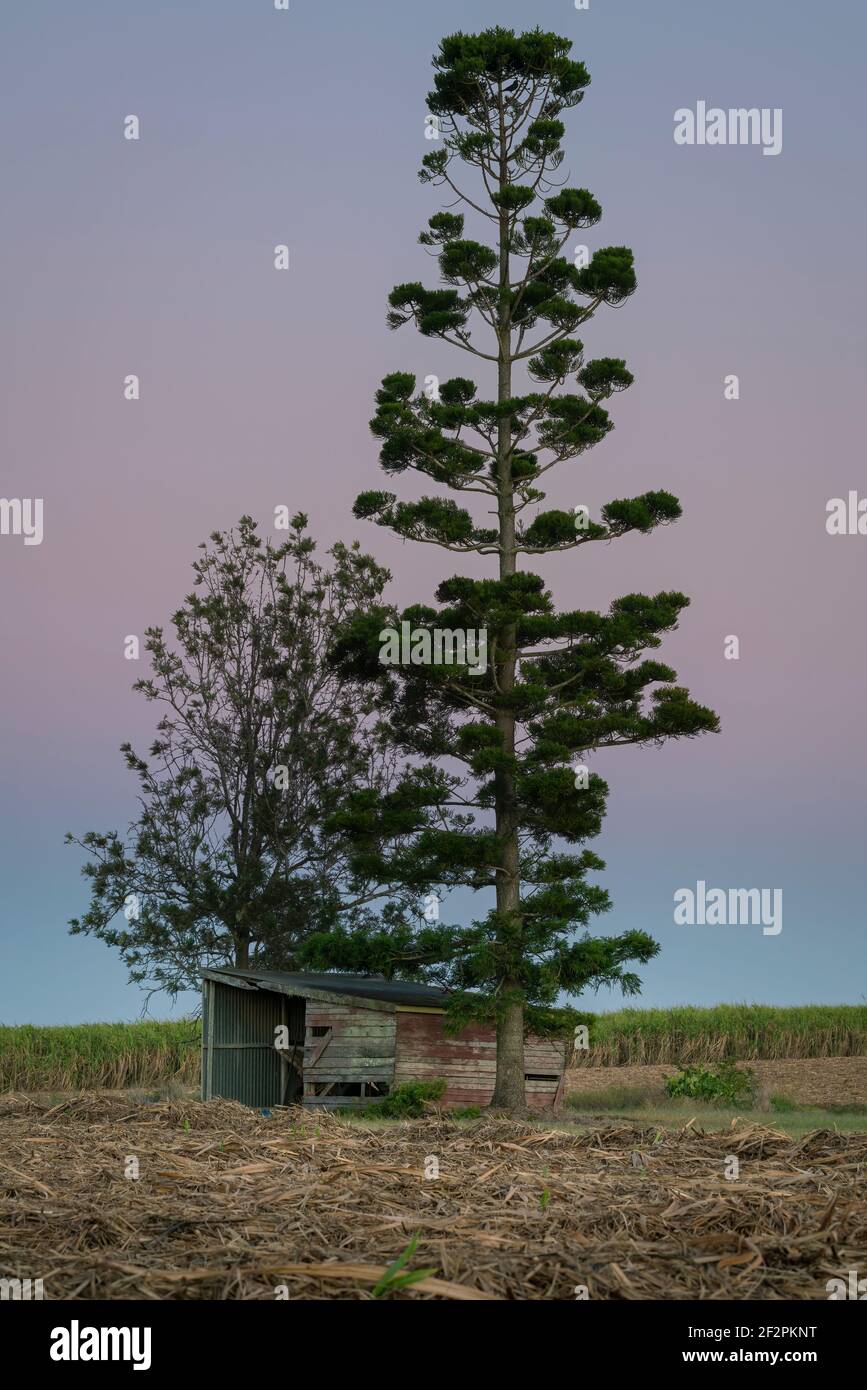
[
  {"xmin": 305, "ymin": 1061, "xmax": 396, "ymax": 1077},
  {"xmin": 302, "ymin": 1067, "xmax": 394, "ymax": 1083},
  {"xmin": 396, "ymin": 1036, "xmax": 496, "ymax": 1054},
  {"xmin": 393, "ymin": 1012, "xmax": 563, "ymax": 1109},
  {"xmin": 305, "ymin": 1000, "xmax": 396, "ymax": 1017},
  {"xmin": 395, "ymin": 1040, "xmax": 497, "ymax": 1065},
  {"xmin": 303, "ymin": 1003, "xmax": 397, "ymax": 1092},
  {"xmin": 396, "ymin": 1050, "xmax": 496, "ymax": 1069},
  {"xmin": 303, "ymin": 1095, "xmax": 373, "ymax": 1108},
  {"xmin": 306, "ymin": 1008, "xmax": 396, "ymax": 1031},
  {"xmin": 428, "ymin": 1090, "xmax": 490, "ymax": 1107},
  {"xmin": 305, "ymin": 1059, "xmax": 396, "ymax": 1074},
  {"xmin": 304, "ymin": 1025, "xmax": 395, "ymax": 1037},
  {"xmin": 301, "ymin": 1073, "xmax": 391, "ymax": 1084},
  {"xmin": 306, "ymin": 1017, "xmax": 396, "ymax": 1031},
  {"xmin": 306, "ymin": 1041, "xmax": 395, "ymax": 1054},
  {"xmin": 307, "ymin": 1028, "xmax": 333, "ymax": 1067}
]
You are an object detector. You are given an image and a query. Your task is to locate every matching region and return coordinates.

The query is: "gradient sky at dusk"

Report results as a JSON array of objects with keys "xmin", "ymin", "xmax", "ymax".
[{"xmin": 2, "ymin": 0, "xmax": 865, "ymax": 1023}]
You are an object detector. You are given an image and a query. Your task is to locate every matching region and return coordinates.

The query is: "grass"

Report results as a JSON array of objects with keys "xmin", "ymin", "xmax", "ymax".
[
  {"xmin": 567, "ymin": 1084, "xmax": 657, "ymax": 1111},
  {"xmin": 0, "ymin": 1021, "xmax": 200, "ymax": 1091},
  {"xmin": 563, "ymin": 1085, "xmax": 867, "ymax": 1136},
  {"xmin": 582, "ymin": 1105, "xmax": 867, "ymax": 1138},
  {"xmin": 306, "ymin": 1099, "xmax": 867, "ymax": 1138},
  {"xmin": 1, "ymin": 1004, "xmax": 864, "ymax": 1093},
  {"xmin": 571, "ymin": 1004, "xmax": 866, "ymax": 1065},
  {"xmin": 3, "ymin": 1080, "xmax": 863, "ymax": 1138}
]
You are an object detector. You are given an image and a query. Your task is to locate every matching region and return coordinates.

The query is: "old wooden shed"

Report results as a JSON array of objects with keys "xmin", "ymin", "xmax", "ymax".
[{"xmin": 201, "ymin": 967, "xmax": 565, "ymax": 1111}]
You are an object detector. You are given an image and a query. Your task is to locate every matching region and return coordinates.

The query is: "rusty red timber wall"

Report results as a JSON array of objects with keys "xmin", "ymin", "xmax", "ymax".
[{"xmin": 394, "ymin": 1011, "xmax": 565, "ymax": 1111}]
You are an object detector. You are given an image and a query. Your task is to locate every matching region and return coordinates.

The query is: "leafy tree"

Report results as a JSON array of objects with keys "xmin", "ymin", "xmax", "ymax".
[
  {"xmin": 308, "ymin": 27, "xmax": 719, "ymax": 1109},
  {"xmin": 66, "ymin": 515, "xmax": 412, "ymax": 1000}
]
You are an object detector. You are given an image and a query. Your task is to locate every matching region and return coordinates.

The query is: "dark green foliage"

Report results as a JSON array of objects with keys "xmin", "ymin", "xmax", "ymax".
[
  {"xmin": 366, "ymin": 1079, "xmax": 447, "ymax": 1118},
  {"xmin": 310, "ymin": 27, "xmax": 718, "ymax": 1095},
  {"xmin": 66, "ymin": 517, "xmax": 414, "ymax": 996},
  {"xmin": 665, "ymin": 1063, "xmax": 756, "ymax": 1105}
]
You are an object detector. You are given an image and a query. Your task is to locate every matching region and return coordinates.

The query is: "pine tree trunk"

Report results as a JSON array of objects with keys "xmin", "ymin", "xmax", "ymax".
[{"xmin": 490, "ymin": 90, "xmax": 525, "ymax": 1112}]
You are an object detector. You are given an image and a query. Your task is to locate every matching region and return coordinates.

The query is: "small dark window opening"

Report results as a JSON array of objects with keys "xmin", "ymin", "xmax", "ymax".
[
  {"xmin": 310, "ymin": 1026, "xmax": 330, "ymax": 1037},
  {"xmin": 524, "ymin": 1073, "xmax": 559, "ymax": 1081},
  {"xmin": 309, "ymin": 1080, "xmax": 391, "ymax": 1099}
]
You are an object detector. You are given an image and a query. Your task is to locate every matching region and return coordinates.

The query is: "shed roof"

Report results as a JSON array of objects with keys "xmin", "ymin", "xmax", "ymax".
[{"xmin": 202, "ymin": 967, "xmax": 449, "ymax": 1011}]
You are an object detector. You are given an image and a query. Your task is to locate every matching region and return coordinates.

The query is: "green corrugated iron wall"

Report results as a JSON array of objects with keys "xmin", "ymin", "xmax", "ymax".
[{"xmin": 202, "ymin": 978, "xmax": 303, "ymax": 1108}]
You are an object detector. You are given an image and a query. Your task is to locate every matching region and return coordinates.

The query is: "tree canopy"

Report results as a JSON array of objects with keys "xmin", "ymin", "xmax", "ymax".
[
  {"xmin": 67, "ymin": 516, "xmax": 416, "ymax": 999},
  {"xmin": 306, "ymin": 27, "xmax": 719, "ymax": 1106}
]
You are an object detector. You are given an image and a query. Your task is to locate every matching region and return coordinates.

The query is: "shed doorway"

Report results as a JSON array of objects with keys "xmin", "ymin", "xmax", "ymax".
[{"xmin": 276, "ymin": 994, "xmax": 306, "ymax": 1106}]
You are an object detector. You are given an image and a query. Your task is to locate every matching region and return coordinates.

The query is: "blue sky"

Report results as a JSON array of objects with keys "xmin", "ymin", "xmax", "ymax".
[{"xmin": 1, "ymin": 0, "xmax": 865, "ymax": 1023}]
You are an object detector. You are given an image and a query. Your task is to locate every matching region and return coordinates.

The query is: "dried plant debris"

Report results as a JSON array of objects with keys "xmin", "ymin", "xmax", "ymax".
[{"xmin": 0, "ymin": 1094, "xmax": 863, "ymax": 1300}]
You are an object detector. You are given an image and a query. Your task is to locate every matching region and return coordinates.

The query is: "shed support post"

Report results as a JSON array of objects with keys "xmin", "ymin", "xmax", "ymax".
[{"xmin": 205, "ymin": 978, "xmax": 215, "ymax": 1101}]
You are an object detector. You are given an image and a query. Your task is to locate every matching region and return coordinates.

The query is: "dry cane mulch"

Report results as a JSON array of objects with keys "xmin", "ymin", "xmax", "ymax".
[{"xmin": 0, "ymin": 1092, "xmax": 864, "ymax": 1300}]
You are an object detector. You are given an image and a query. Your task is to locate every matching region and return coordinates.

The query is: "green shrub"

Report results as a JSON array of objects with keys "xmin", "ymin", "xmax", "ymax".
[
  {"xmin": 664, "ymin": 1061, "xmax": 755, "ymax": 1105},
  {"xmin": 366, "ymin": 1079, "xmax": 446, "ymax": 1119},
  {"xmin": 448, "ymin": 1104, "xmax": 482, "ymax": 1119}
]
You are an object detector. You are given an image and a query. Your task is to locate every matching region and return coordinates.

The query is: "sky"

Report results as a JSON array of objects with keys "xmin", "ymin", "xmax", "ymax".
[{"xmin": 1, "ymin": 0, "xmax": 865, "ymax": 1024}]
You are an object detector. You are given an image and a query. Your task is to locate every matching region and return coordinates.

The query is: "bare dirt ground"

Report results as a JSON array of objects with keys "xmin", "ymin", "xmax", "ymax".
[
  {"xmin": 567, "ymin": 1056, "xmax": 867, "ymax": 1109},
  {"xmin": 1, "ymin": 1092, "xmax": 865, "ymax": 1300}
]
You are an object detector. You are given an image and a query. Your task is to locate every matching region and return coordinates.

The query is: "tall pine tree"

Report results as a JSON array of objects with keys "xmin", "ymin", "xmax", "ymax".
[{"xmin": 313, "ymin": 27, "xmax": 719, "ymax": 1110}]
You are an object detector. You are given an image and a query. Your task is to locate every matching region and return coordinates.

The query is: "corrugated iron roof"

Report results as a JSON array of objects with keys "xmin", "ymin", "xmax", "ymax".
[{"xmin": 202, "ymin": 967, "xmax": 449, "ymax": 1010}]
